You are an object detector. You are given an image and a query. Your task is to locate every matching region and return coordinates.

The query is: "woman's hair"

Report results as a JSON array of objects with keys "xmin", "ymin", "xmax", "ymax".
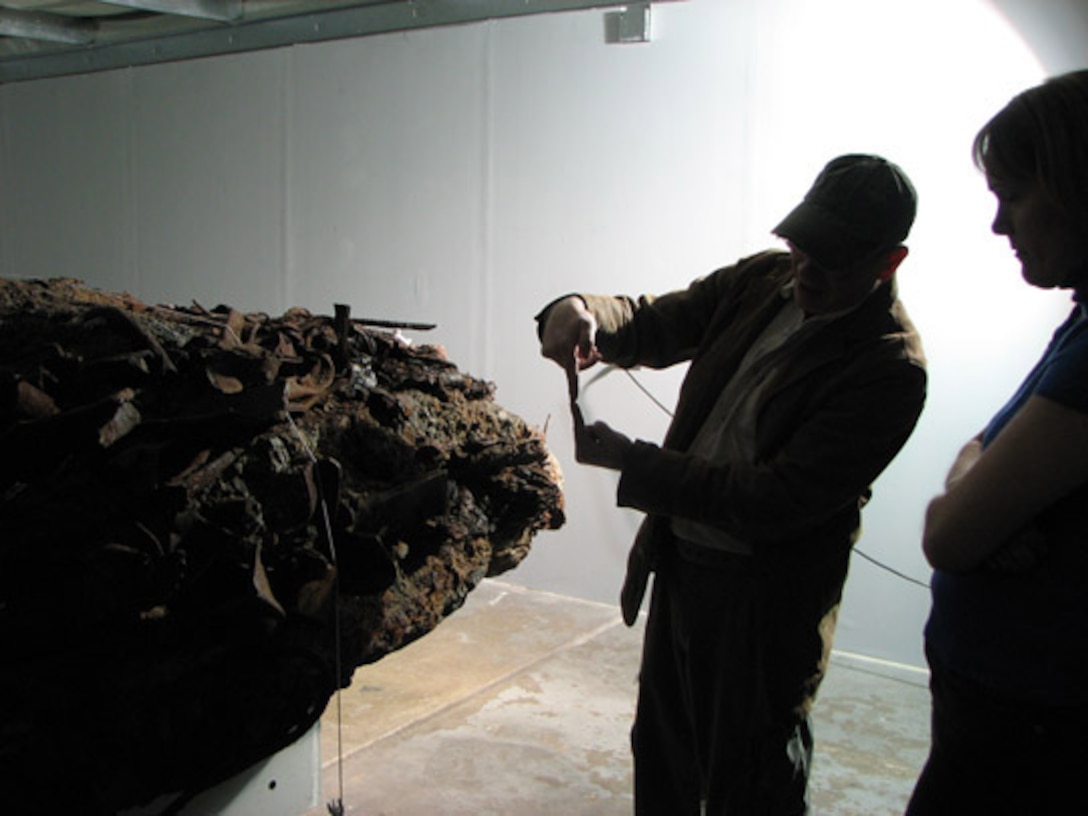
[{"xmin": 973, "ymin": 69, "xmax": 1088, "ymax": 218}]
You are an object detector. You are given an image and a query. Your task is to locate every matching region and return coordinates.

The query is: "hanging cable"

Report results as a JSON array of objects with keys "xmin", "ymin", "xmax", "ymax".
[
  {"xmin": 624, "ymin": 369, "xmax": 676, "ymax": 418},
  {"xmin": 284, "ymin": 403, "xmax": 346, "ymax": 816},
  {"xmin": 852, "ymin": 547, "xmax": 930, "ymax": 589}
]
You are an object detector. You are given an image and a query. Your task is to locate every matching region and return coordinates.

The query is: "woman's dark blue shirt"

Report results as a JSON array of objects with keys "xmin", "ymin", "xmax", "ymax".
[{"xmin": 926, "ymin": 292, "xmax": 1088, "ymax": 704}]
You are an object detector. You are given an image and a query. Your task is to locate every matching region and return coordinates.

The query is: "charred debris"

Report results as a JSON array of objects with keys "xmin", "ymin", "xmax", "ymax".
[{"xmin": 0, "ymin": 277, "xmax": 564, "ymax": 812}]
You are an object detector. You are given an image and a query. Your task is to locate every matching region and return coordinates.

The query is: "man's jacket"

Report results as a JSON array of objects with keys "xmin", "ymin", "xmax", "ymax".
[{"xmin": 579, "ymin": 250, "xmax": 927, "ymax": 623}]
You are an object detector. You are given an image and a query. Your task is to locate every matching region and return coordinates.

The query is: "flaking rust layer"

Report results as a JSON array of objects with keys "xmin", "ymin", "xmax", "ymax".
[{"xmin": 0, "ymin": 277, "xmax": 564, "ymax": 812}]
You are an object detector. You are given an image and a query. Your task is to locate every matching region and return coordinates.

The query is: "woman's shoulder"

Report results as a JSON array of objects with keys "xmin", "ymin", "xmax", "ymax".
[{"xmin": 1038, "ymin": 307, "xmax": 1088, "ymax": 411}]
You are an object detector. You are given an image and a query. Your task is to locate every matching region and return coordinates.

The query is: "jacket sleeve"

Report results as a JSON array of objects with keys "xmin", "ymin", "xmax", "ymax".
[
  {"xmin": 615, "ymin": 343, "xmax": 926, "ymax": 545},
  {"xmin": 579, "ymin": 261, "xmax": 753, "ymax": 369}
]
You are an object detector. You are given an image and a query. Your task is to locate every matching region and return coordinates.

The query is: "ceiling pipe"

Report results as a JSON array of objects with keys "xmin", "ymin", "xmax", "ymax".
[
  {"xmin": 97, "ymin": 0, "xmax": 244, "ymax": 23},
  {"xmin": 0, "ymin": 8, "xmax": 97, "ymax": 45}
]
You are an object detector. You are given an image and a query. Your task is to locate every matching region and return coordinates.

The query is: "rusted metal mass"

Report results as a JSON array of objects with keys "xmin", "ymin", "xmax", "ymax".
[{"xmin": 0, "ymin": 277, "xmax": 564, "ymax": 813}]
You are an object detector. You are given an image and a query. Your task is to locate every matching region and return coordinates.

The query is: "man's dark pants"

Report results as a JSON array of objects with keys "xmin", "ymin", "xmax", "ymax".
[{"xmin": 631, "ymin": 539, "xmax": 847, "ymax": 815}]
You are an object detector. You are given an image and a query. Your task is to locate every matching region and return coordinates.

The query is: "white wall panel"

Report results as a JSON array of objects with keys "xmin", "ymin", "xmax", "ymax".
[
  {"xmin": 485, "ymin": 4, "xmax": 755, "ymax": 604},
  {"xmin": 130, "ymin": 50, "xmax": 287, "ymax": 311},
  {"xmin": 2, "ymin": 0, "xmax": 1087, "ymax": 670},
  {"xmin": 1, "ymin": 71, "xmax": 132, "ymax": 289},
  {"xmin": 286, "ymin": 27, "xmax": 489, "ymax": 368}
]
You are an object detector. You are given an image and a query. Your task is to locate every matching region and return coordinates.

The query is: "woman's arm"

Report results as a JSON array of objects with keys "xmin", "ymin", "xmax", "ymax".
[
  {"xmin": 923, "ymin": 395, "xmax": 1088, "ymax": 572},
  {"xmin": 943, "ymin": 433, "xmax": 983, "ymax": 490}
]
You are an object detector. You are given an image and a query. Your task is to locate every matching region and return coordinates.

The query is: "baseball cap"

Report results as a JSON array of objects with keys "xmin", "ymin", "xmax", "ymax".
[{"xmin": 773, "ymin": 154, "xmax": 917, "ymax": 270}]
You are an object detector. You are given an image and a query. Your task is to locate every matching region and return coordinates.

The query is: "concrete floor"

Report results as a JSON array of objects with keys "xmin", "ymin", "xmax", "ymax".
[{"xmin": 302, "ymin": 578, "xmax": 931, "ymax": 816}]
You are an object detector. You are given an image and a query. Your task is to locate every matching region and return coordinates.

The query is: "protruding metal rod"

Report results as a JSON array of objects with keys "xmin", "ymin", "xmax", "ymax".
[{"xmin": 353, "ymin": 318, "xmax": 436, "ymax": 331}]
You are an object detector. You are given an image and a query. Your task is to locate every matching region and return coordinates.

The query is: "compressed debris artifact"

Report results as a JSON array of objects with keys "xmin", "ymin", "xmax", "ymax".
[{"xmin": 0, "ymin": 277, "xmax": 564, "ymax": 813}]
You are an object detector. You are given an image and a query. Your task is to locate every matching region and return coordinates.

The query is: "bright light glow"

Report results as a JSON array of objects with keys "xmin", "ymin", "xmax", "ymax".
[
  {"xmin": 700, "ymin": 0, "xmax": 1058, "ymax": 663},
  {"xmin": 737, "ymin": 0, "xmax": 1055, "ymax": 433}
]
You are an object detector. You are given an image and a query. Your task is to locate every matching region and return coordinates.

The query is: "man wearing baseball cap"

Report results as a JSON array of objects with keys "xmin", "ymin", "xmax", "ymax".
[{"xmin": 536, "ymin": 154, "xmax": 926, "ymax": 814}]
